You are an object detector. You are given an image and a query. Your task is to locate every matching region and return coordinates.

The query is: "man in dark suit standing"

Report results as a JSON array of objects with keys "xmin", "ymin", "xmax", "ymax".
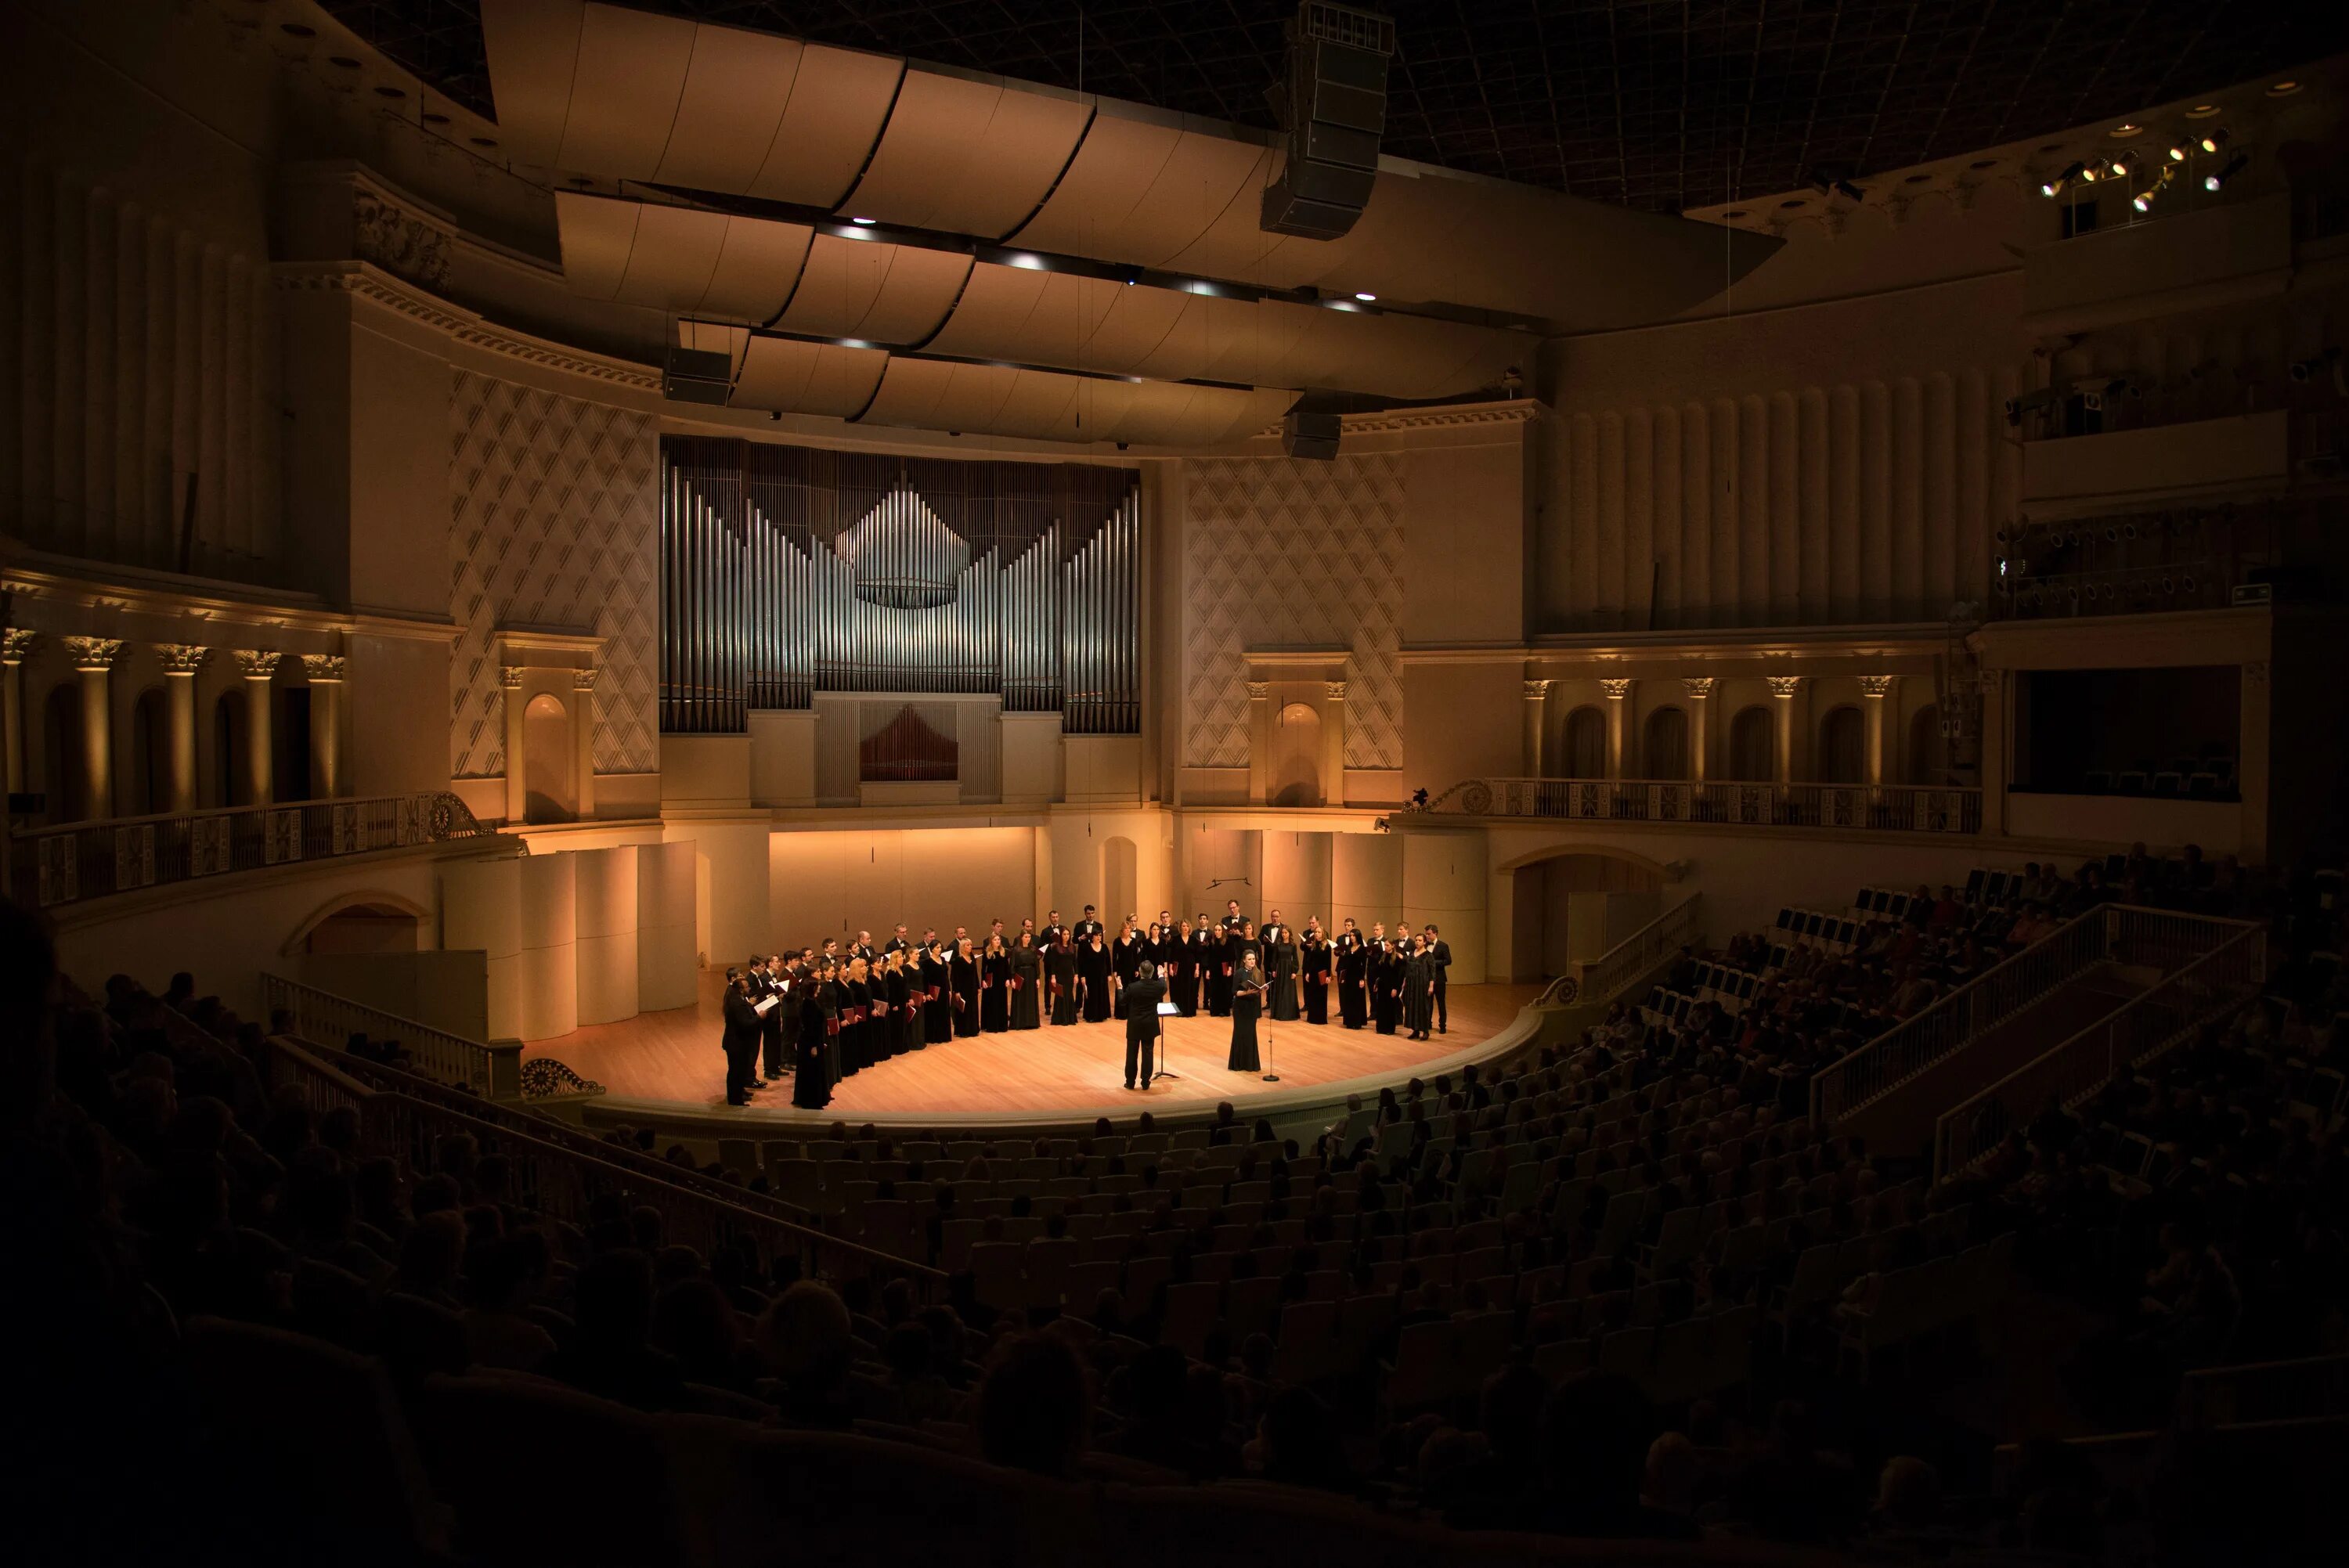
[
  {"xmin": 1041, "ymin": 909, "xmax": 1068, "ymax": 950},
  {"xmin": 884, "ymin": 925, "xmax": 911, "ymax": 957},
  {"xmin": 758, "ymin": 954, "xmax": 789, "ymax": 1079},
  {"xmin": 1121, "ymin": 960, "xmax": 1168, "ymax": 1090},
  {"xmin": 721, "ymin": 968, "xmax": 763, "ymax": 1105},
  {"xmin": 1073, "ymin": 903, "xmax": 1104, "ymax": 944},
  {"xmin": 1423, "ymin": 923, "xmax": 1453, "ymax": 1033}
]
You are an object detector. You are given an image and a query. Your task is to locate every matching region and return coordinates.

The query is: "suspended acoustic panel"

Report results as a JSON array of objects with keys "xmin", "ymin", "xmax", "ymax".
[
  {"xmin": 851, "ymin": 358, "xmax": 1291, "ymax": 447},
  {"xmin": 554, "ymin": 193, "xmax": 812, "ymax": 319},
  {"xmin": 774, "ymin": 236, "xmax": 973, "ymax": 344},
  {"xmin": 834, "ymin": 69, "xmax": 1092, "ymax": 239},
  {"xmin": 480, "ymin": 0, "xmax": 901, "ymax": 206},
  {"xmin": 660, "ymin": 438, "xmax": 1141, "ymax": 731}
]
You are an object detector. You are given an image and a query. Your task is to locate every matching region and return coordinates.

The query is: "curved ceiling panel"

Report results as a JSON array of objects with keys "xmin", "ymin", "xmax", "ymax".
[
  {"xmin": 732, "ymin": 333, "xmax": 888, "ymax": 419},
  {"xmin": 836, "ymin": 70, "xmax": 1090, "ymax": 240},
  {"xmin": 775, "ymin": 236, "xmax": 972, "ymax": 344},
  {"xmin": 556, "ymin": 193, "xmax": 812, "ymax": 319},
  {"xmin": 854, "ymin": 359, "xmax": 1290, "ymax": 446},
  {"xmin": 1010, "ymin": 114, "xmax": 1273, "ymax": 271},
  {"xmin": 480, "ymin": 1, "xmax": 899, "ymax": 207}
]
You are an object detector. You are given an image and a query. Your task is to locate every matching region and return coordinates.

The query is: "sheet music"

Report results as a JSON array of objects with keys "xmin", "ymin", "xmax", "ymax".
[{"xmin": 752, "ymin": 996, "xmax": 778, "ymax": 1016}]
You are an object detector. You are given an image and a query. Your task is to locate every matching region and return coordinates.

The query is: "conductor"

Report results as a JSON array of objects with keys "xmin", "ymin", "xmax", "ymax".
[
  {"xmin": 720, "ymin": 968, "xmax": 762, "ymax": 1106},
  {"xmin": 1121, "ymin": 959, "xmax": 1168, "ymax": 1090}
]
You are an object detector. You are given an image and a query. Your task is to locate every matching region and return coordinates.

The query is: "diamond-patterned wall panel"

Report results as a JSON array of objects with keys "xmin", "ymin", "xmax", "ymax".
[
  {"xmin": 1181, "ymin": 452, "xmax": 1405, "ymax": 770},
  {"xmin": 449, "ymin": 372, "xmax": 659, "ymax": 778}
]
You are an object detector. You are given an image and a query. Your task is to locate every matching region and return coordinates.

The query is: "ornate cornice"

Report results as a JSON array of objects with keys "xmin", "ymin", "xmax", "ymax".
[
  {"xmin": 1340, "ymin": 401, "xmax": 1540, "ymax": 435},
  {"xmin": 157, "ymin": 643, "xmax": 211, "ymax": 674},
  {"xmin": 233, "ymin": 650, "xmax": 283, "ymax": 680},
  {"xmin": 302, "ymin": 654, "xmax": 348, "ymax": 683},
  {"xmin": 272, "ymin": 261, "xmax": 662, "ymax": 393},
  {"xmin": 63, "ymin": 636, "xmax": 125, "ymax": 672}
]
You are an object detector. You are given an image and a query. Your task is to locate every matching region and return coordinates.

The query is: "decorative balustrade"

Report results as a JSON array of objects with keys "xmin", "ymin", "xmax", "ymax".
[
  {"xmin": 1932, "ymin": 921, "xmax": 2265, "ymax": 1181},
  {"xmin": 9, "ymin": 791, "xmax": 493, "ymax": 909},
  {"xmin": 1416, "ymin": 777, "xmax": 1979, "ymax": 835},
  {"xmin": 1541, "ymin": 894, "xmax": 1705, "ymax": 1008},
  {"xmin": 261, "ymin": 972, "xmax": 521, "ymax": 1101}
]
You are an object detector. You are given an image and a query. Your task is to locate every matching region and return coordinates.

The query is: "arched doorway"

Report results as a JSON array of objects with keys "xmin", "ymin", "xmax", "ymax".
[
  {"xmin": 213, "ymin": 688, "xmax": 247, "ymax": 807},
  {"xmin": 1643, "ymin": 706, "xmax": 1689, "ymax": 780},
  {"xmin": 41, "ymin": 684, "xmax": 85, "ymax": 822},
  {"xmin": 1101, "ymin": 834, "xmax": 1138, "ymax": 926},
  {"xmin": 1268, "ymin": 701, "xmax": 1322, "ymax": 806},
  {"xmin": 1559, "ymin": 705, "xmax": 1607, "ymax": 777},
  {"xmin": 1728, "ymin": 705, "xmax": 1776, "ymax": 781},
  {"xmin": 1818, "ymin": 705, "xmax": 1867, "ymax": 784},
  {"xmin": 1908, "ymin": 704, "xmax": 1948, "ymax": 784},
  {"xmin": 128, "ymin": 687, "xmax": 168, "ymax": 816},
  {"xmin": 521, "ymin": 693, "xmax": 575, "ymax": 824},
  {"xmin": 301, "ymin": 900, "xmax": 424, "ymax": 953},
  {"xmin": 1505, "ymin": 850, "xmax": 1665, "ymax": 981}
]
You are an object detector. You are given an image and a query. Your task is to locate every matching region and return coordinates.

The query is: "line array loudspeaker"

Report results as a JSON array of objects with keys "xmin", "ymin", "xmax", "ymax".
[
  {"xmin": 1283, "ymin": 410, "xmax": 1341, "ymax": 461},
  {"xmin": 662, "ymin": 344, "xmax": 733, "ymax": 407},
  {"xmin": 1261, "ymin": 5, "xmax": 1396, "ymax": 240}
]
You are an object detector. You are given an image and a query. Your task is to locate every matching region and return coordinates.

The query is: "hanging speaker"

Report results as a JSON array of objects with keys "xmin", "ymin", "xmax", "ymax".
[
  {"xmin": 1282, "ymin": 410, "xmax": 1342, "ymax": 461},
  {"xmin": 1261, "ymin": 5, "xmax": 1396, "ymax": 240}
]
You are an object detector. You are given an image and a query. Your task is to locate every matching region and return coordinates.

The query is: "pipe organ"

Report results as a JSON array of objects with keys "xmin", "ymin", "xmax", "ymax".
[{"xmin": 661, "ymin": 438, "xmax": 1141, "ymax": 734}]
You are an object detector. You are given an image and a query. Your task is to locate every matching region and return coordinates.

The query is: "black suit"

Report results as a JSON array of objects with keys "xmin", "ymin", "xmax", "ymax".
[
  {"xmin": 721, "ymin": 986, "xmax": 763, "ymax": 1105},
  {"xmin": 1427, "ymin": 937, "xmax": 1453, "ymax": 1030},
  {"xmin": 1121, "ymin": 975, "xmax": 1167, "ymax": 1087},
  {"xmin": 756, "ymin": 970, "xmax": 788, "ymax": 1076}
]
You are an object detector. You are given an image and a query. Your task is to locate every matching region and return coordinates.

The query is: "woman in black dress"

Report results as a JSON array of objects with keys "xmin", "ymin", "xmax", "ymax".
[
  {"xmin": 1301, "ymin": 926, "xmax": 1331, "ymax": 1025},
  {"xmin": 1046, "ymin": 935, "xmax": 1081, "ymax": 1026},
  {"xmin": 920, "ymin": 942, "xmax": 952, "ymax": 1046},
  {"xmin": 1402, "ymin": 937, "xmax": 1436, "ymax": 1040},
  {"xmin": 843, "ymin": 957, "xmax": 873, "ymax": 1072},
  {"xmin": 1111, "ymin": 919, "xmax": 1144, "ymax": 1018},
  {"xmin": 1008, "ymin": 932, "xmax": 1042, "ymax": 1029},
  {"xmin": 1171, "ymin": 918, "xmax": 1200, "ymax": 1016},
  {"xmin": 1077, "ymin": 931, "xmax": 1113, "ymax": 1022},
  {"xmin": 1265, "ymin": 918, "xmax": 1300, "ymax": 1022},
  {"xmin": 1371, "ymin": 940, "xmax": 1403, "ymax": 1035},
  {"xmin": 1337, "ymin": 925, "xmax": 1369, "ymax": 1029},
  {"xmin": 875, "ymin": 951, "xmax": 904, "ymax": 1060},
  {"xmin": 792, "ymin": 961, "xmax": 835, "ymax": 1108},
  {"xmin": 950, "ymin": 937, "xmax": 981, "ymax": 1037},
  {"xmin": 980, "ymin": 935, "xmax": 1011, "ymax": 1033},
  {"xmin": 1227, "ymin": 953, "xmax": 1266, "ymax": 1072},
  {"xmin": 827, "ymin": 962, "xmax": 860, "ymax": 1076}
]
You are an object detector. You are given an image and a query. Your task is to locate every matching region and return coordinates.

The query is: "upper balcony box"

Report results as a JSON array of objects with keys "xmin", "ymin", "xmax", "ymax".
[
  {"xmin": 2022, "ymin": 408, "xmax": 2290, "ymax": 517},
  {"xmin": 2023, "ymin": 193, "xmax": 2292, "ymax": 337}
]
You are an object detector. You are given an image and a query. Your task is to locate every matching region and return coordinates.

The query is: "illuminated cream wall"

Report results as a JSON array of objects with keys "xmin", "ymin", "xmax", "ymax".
[{"xmin": 768, "ymin": 825, "xmax": 1045, "ymax": 949}]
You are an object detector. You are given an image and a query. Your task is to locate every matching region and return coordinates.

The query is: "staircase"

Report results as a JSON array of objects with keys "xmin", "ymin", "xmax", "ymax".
[{"xmin": 1838, "ymin": 967, "xmax": 2147, "ymax": 1158}]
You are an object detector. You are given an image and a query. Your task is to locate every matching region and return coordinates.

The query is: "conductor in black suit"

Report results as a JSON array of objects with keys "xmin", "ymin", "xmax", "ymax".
[
  {"xmin": 721, "ymin": 968, "xmax": 762, "ymax": 1106},
  {"xmin": 1122, "ymin": 959, "xmax": 1168, "ymax": 1090}
]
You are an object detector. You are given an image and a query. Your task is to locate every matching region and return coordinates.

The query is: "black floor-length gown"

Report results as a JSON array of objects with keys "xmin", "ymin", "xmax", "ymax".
[
  {"xmin": 792, "ymin": 989, "xmax": 834, "ymax": 1108},
  {"xmin": 1337, "ymin": 939, "xmax": 1369, "ymax": 1029},
  {"xmin": 921, "ymin": 953, "xmax": 951, "ymax": 1045},
  {"xmin": 1268, "ymin": 934, "xmax": 1301, "ymax": 1022},
  {"xmin": 981, "ymin": 950, "xmax": 1011, "ymax": 1033},
  {"xmin": 951, "ymin": 950, "xmax": 981, "ymax": 1037},
  {"xmin": 844, "ymin": 977, "xmax": 872, "ymax": 1072},
  {"xmin": 1111, "ymin": 935, "xmax": 1143, "ymax": 1018},
  {"xmin": 1227, "ymin": 971, "xmax": 1265, "ymax": 1072},
  {"xmin": 1009, "ymin": 943, "xmax": 1041, "ymax": 1029},
  {"xmin": 880, "ymin": 968, "xmax": 909, "ymax": 1060},
  {"xmin": 1403, "ymin": 950, "xmax": 1436, "ymax": 1038},
  {"xmin": 827, "ymin": 978, "xmax": 858, "ymax": 1076},
  {"xmin": 1301, "ymin": 939, "xmax": 1330, "ymax": 1025},
  {"xmin": 1372, "ymin": 950, "xmax": 1402, "ymax": 1035},
  {"xmin": 1077, "ymin": 939, "xmax": 1113, "ymax": 1023},
  {"xmin": 1047, "ymin": 944, "xmax": 1080, "ymax": 1026}
]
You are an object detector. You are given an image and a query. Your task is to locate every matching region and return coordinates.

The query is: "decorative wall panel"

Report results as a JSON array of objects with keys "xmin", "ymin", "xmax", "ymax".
[
  {"xmin": 661, "ymin": 438, "xmax": 1141, "ymax": 734},
  {"xmin": 1181, "ymin": 453, "xmax": 1406, "ymax": 770},
  {"xmin": 0, "ymin": 153, "xmax": 283, "ymax": 583},
  {"xmin": 449, "ymin": 372, "xmax": 658, "ymax": 777}
]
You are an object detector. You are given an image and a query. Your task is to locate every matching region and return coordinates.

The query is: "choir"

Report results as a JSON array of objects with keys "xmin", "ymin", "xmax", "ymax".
[{"xmin": 723, "ymin": 910, "xmax": 1451, "ymax": 1109}]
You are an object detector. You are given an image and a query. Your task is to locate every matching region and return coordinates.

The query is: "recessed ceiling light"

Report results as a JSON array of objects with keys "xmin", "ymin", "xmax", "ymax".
[
  {"xmin": 280, "ymin": 22, "xmax": 315, "ymax": 38},
  {"xmin": 2037, "ymin": 142, "xmax": 2066, "ymax": 153},
  {"xmin": 2266, "ymin": 80, "xmax": 2302, "ymax": 97},
  {"xmin": 1720, "ymin": 208, "xmax": 1748, "ymax": 218},
  {"xmin": 1354, "ymin": 291, "xmax": 1376, "ymax": 301},
  {"xmin": 850, "ymin": 216, "xmax": 876, "ymax": 225},
  {"xmin": 1778, "ymin": 197, "xmax": 1806, "ymax": 208},
  {"xmin": 469, "ymin": 135, "xmax": 498, "ymax": 148},
  {"xmin": 423, "ymin": 111, "xmax": 450, "ymax": 124},
  {"xmin": 2110, "ymin": 122, "xmax": 2142, "ymax": 138},
  {"xmin": 1968, "ymin": 160, "xmax": 1998, "ymax": 171},
  {"xmin": 2185, "ymin": 103, "xmax": 2222, "ymax": 119},
  {"xmin": 1903, "ymin": 173, "xmax": 1932, "ymax": 184},
  {"xmin": 374, "ymin": 85, "xmax": 406, "ymax": 99},
  {"xmin": 327, "ymin": 55, "xmax": 361, "ymax": 70}
]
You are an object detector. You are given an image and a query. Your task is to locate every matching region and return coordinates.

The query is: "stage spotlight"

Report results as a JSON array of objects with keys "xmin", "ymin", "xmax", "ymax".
[
  {"xmin": 2108, "ymin": 150, "xmax": 2139, "ymax": 178},
  {"xmin": 2203, "ymin": 152, "xmax": 2247, "ymax": 192},
  {"xmin": 2040, "ymin": 160, "xmax": 2087, "ymax": 196},
  {"xmin": 2196, "ymin": 128, "xmax": 2229, "ymax": 154},
  {"xmin": 1354, "ymin": 291, "xmax": 1377, "ymax": 301},
  {"xmin": 2167, "ymin": 140, "xmax": 2188, "ymax": 161}
]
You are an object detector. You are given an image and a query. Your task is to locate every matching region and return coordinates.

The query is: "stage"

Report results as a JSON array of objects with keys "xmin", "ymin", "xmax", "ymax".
[{"xmin": 526, "ymin": 971, "xmax": 1542, "ymax": 1128}]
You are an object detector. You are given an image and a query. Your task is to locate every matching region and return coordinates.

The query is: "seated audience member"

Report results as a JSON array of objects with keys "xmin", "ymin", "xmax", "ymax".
[{"xmin": 975, "ymin": 1332, "xmax": 1090, "ymax": 1477}]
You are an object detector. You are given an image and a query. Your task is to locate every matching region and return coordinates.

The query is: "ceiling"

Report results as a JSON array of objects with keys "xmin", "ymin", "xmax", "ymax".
[{"xmin": 323, "ymin": 0, "xmax": 2349, "ymax": 215}]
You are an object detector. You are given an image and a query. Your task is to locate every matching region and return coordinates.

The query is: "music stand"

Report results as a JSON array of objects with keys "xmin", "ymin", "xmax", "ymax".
[{"xmin": 1153, "ymin": 998, "xmax": 1182, "ymax": 1082}]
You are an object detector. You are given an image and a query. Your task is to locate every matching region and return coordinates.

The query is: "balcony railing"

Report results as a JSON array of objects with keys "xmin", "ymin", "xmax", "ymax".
[
  {"xmin": 1541, "ymin": 894, "xmax": 1705, "ymax": 1008},
  {"xmin": 262, "ymin": 971, "xmax": 521, "ymax": 1101},
  {"xmin": 9, "ymin": 791, "xmax": 493, "ymax": 909},
  {"xmin": 1417, "ymin": 777, "xmax": 1980, "ymax": 834},
  {"xmin": 1811, "ymin": 904, "xmax": 2257, "ymax": 1126},
  {"xmin": 1932, "ymin": 921, "xmax": 2265, "ymax": 1181}
]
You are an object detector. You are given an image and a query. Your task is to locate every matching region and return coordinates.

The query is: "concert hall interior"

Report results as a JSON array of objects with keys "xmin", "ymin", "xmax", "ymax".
[{"xmin": 7, "ymin": 2, "xmax": 2349, "ymax": 1563}]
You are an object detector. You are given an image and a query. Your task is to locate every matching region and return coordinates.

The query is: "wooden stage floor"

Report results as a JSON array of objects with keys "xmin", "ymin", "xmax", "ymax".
[{"xmin": 527, "ymin": 972, "xmax": 1540, "ymax": 1125}]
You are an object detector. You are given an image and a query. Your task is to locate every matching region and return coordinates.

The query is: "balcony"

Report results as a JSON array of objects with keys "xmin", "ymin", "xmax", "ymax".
[
  {"xmin": 1411, "ymin": 778, "xmax": 1980, "ymax": 835},
  {"xmin": 7, "ymin": 791, "xmax": 496, "ymax": 910}
]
